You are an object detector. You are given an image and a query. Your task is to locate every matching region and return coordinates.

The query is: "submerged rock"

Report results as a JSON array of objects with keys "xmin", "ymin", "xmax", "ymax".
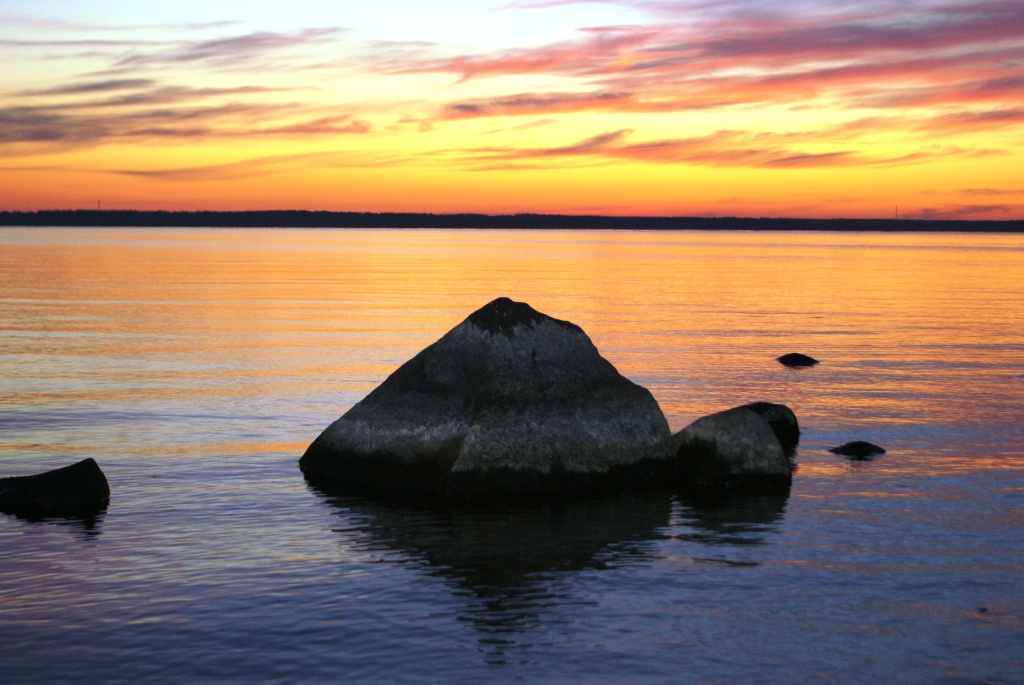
[
  {"xmin": 742, "ymin": 401, "xmax": 800, "ymax": 453},
  {"xmin": 0, "ymin": 458, "xmax": 110, "ymax": 518},
  {"xmin": 300, "ymin": 297, "xmax": 674, "ymax": 497},
  {"xmin": 777, "ymin": 353, "xmax": 819, "ymax": 367},
  {"xmin": 674, "ymin": 406, "xmax": 792, "ymax": 492},
  {"xmin": 830, "ymin": 441, "xmax": 886, "ymax": 460}
]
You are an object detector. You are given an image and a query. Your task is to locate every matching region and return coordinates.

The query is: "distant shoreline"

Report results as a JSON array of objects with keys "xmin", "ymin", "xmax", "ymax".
[{"xmin": 1, "ymin": 210, "xmax": 1022, "ymax": 232}]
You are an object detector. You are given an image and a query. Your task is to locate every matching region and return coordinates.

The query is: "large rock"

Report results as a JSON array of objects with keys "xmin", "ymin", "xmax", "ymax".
[
  {"xmin": 300, "ymin": 297, "xmax": 674, "ymax": 497},
  {"xmin": 0, "ymin": 458, "xmax": 110, "ymax": 518},
  {"xmin": 742, "ymin": 401, "xmax": 800, "ymax": 453},
  {"xmin": 674, "ymin": 407, "xmax": 792, "ymax": 492}
]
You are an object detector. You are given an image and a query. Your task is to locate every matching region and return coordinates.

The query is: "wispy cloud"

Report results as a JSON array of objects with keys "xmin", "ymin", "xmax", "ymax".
[
  {"xmin": 255, "ymin": 116, "xmax": 371, "ymax": 136},
  {"xmin": 908, "ymin": 203, "xmax": 1024, "ymax": 220},
  {"xmin": 112, "ymin": 28, "xmax": 345, "ymax": 69},
  {"xmin": 406, "ymin": 0, "xmax": 1024, "ymax": 126},
  {"xmin": 4, "ymin": 24, "xmax": 360, "ymax": 149},
  {"xmin": 455, "ymin": 127, "xmax": 998, "ymax": 170},
  {"xmin": 0, "ymin": 20, "xmax": 377, "ymax": 153},
  {"xmin": 443, "ymin": 91, "xmax": 639, "ymax": 118},
  {"xmin": 912, "ymin": 108, "xmax": 1024, "ymax": 133},
  {"xmin": 956, "ymin": 187, "xmax": 1024, "ymax": 197},
  {"xmin": 105, "ymin": 149, "xmax": 399, "ymax": 182},
  {"xmin": 20, "ymin": 78, "xmax": 156, "ymax": 96},
  {"xmin": 0, "ymin": 15, "xmax": 240, "ymax": 33},
  {"xmin": 0, "ymin": 100, "xmax": 370, "ymax": 145}
]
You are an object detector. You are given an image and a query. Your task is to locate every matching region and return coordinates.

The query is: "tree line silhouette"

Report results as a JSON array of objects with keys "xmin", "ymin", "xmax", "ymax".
[{"xmin": 1, "ymin": 210, "xmax": 1021, "ymax": 232}]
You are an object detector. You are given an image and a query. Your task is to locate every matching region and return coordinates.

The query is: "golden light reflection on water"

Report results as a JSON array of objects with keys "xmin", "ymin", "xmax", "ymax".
[{"xmin": 1, "ymin": 227, "xmax": 1022, "ymax": 474}]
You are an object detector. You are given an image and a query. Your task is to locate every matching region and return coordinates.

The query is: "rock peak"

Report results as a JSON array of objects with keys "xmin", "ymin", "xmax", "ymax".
[{"xmin": 467, "ymin": 297, "xmax": 565, "ymax": 337}]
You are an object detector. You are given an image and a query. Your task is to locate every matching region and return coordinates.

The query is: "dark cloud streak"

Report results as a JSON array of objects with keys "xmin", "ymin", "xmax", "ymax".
[
  {"xmin": 20, "ymin": 79, "xmax": 155, "ymax": 96},
  {"xmin": 105, "ymin": 149, "xmax": 398, "ymax": 182},
  {"xmin": 0, "ymin": 99, "xmax": 369, "ymax": 145}
]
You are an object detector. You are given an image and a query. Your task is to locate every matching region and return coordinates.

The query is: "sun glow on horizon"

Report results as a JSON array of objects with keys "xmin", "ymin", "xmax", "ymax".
[{"xmin": 2, "ymin": 0, "xmax": 1023, "ymax": 219}]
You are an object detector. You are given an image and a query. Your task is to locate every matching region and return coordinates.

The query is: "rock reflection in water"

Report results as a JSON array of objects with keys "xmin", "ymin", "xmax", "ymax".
[
  {"xmin": 311, "ymin": 487, "xmax": 673, "ymax": 659},
  {"xmin": 674, "ymin": 490, "xmax": 789, "ymax": 547},
  {"xmin": 3, "ymin": 508, "xmax": 106, "ymax": 539}
]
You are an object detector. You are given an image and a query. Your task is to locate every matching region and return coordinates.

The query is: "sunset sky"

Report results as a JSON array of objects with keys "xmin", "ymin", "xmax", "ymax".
[{"xmin": 2, "ymin": 1, "xmax": 1022, "ymax": 219}]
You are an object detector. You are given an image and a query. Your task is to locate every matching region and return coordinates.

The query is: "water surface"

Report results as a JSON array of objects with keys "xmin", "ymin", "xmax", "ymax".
[{"xmin": 1, "ymin": 228, "xmax": 1022, "ymax": 683}]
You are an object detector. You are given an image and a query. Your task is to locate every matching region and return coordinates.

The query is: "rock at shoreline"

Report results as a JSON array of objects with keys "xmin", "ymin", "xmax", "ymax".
[
  {"xmin": 777, "ymin": 353, "xmax": 819, "ymax": 367},
  {"xmin": 674, "ymin": 406, "xmax": 792, "ymax": 492},
  {"xmin": 830, "ymin": 441, "xmax": 886, "ymax": 460},
  {"xmin": 742, "ymin": 401, "xmax": 800, "ymax": 453},
  {"xmin": 300, "ymin": 297, "xmax": 674, "ymax": 497},
  {"xmin": 0, "ymin": 458, "xmax": 110, "ymax": 518}
]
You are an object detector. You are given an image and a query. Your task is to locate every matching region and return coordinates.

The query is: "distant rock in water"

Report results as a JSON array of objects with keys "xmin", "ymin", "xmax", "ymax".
[
  {"xmin": 0, "ymin": 458, "xmax": 110, "ymax": 518},
  {"xmin": 777, "ymin": 353, "xmax": 819, "ymax": 367},
  {"xmin": 674, "ymin": 406, "xmax": 792, "ymax": 493},
  {"xmin": 300, "ymin": 297, "xmax": 674, "ymax": 498},
  {"xmin": 830, "ymin": 441, "xmax": 886, "ymax": 460},
  {"xmin": 742, "ymin": 402, "xmax": 800, "ymax": 454}
]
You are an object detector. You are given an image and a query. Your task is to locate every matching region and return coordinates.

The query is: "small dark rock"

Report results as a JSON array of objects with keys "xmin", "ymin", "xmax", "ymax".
[
  {"xmin": 673, "ymin": 407, "xmax": 792, "ymax": 493},
  {"xmin": 777, "ymin": 353, "xmax": 819, "ymax": 367},
  {"xmin": 830, "ymin": 441, "xmax": 886, "ymax": 460},
  {"xmin": 0, "ymin": 458, "xmax": 110, "ymax": 518},
  {"xmin": 742, "ymin": 402, "xmax": 800, "ymax": 453}
]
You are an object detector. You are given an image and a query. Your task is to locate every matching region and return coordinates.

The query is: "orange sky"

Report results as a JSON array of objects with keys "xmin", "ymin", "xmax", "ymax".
[{"xmin": 2, "ymin": 1, "xmax": 1023, "ymax": 219}]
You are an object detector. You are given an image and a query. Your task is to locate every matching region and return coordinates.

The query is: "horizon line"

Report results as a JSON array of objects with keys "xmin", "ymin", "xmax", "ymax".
[{"xmin": 2, "ymin": 209, "xmax": 1023, "ymax": 232}]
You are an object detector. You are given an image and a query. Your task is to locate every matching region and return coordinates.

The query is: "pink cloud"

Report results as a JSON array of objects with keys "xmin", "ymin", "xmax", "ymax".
[
  {"xmin": 452, "ymin": 127, "xmax": 994, "ymax": 170},
  {"xmin": 405, "ymin": 0, "xmax": 1024, "ymax": 128}
]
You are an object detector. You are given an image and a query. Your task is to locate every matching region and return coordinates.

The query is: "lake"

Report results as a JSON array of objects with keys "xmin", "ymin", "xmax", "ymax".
[{"xmin": 1, "ymin": 227, "xmax": 1022, "ymax": 684}]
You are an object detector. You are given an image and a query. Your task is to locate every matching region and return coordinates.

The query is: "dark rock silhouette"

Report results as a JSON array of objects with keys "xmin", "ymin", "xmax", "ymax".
[
  {"xmin": 777, "ymin": 353, "xmax": 819, "ymax": 367},
  {"xmin": 0, "ymin": 458, "xmax": 110, "ymax": 518},
  {"xmin": 674, "ymin": 407, "xmax": 792, "ymax": 493},
  {"xmin": 743, "ymin": 401, "xmax": 800, "ymax": 453},
  {"xmin": 830, "ymin": 441, "xmax": 886, "ymax": 460},
  {"xmin": 300, "ymin": 297, "xmax": 674, "ymax": 498}
]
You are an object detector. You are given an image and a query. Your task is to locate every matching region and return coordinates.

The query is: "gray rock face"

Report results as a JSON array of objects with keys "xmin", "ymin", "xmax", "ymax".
[
  {"xmin": 743, "ymin": 401, "xmax": 800, "ymax": 453},
  {"xmin": 674, "ymin": 407, "xmax": 792, "ymax": 492},
  {"xmin": 300, "ymin": 297, "xmax": 674, "ymax": 497},
  {"xmin": 0, "ymin": 458, "xmax": 110, "ymax": 518}
]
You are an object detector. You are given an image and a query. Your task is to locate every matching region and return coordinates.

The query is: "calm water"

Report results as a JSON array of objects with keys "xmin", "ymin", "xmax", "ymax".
[{"xmin": 1, "ymin": 228, "xmax": 1022, "ymax": 684}]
